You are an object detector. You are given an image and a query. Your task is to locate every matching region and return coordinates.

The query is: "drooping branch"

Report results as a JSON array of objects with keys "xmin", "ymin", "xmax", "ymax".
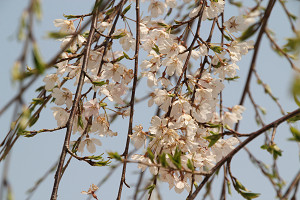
[
  {"xmin": 188, "ymin": 107, "xmax": 300, "ymax": 199},
  {"xmin": 116, "ymin": 0, "xmax": 140, "ymax": 198},
  {"xmin": 50, "ymin": 2, "xmax": 100, "ymax": 199},
  {"xmin": 236, "ymin": 0, "xmax": 276, "ymax": 131}
]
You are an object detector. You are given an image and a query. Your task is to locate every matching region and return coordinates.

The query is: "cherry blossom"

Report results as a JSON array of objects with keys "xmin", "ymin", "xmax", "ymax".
[
  {"xmin": 53, "ymin": 19, "xmax": 75, "ymax": 34},
  {"xmin": 148, "ymin": 0, "xmax": 167, "ymax": 18},
  {"xmin": 51, "ymin": 87, "xmax": 73, "ymax": 109},
  {"xmin": 43, "ymin": 74, "xmax": 60, "ymax": 91},
  {"xmin": 51, "ymin": 107, "xmax": 69, "ymax": 127},
  {"xmin": 45, "ymin": 0, "xmax": 256, "ymax": 194},
  {"xmin": 83, "ymin": 99, "xmax": 100, "ymax": 118},
  {"xmin": 130, "ymin": 125, "xmax": 146, "ymax": 149},
  {"xmin": 224, "ymin": 15, "xmax": 247, "ymax": 33},
  {"xmin": 78, "ymin": 136, "xmax": 102, "ymax": 154}
]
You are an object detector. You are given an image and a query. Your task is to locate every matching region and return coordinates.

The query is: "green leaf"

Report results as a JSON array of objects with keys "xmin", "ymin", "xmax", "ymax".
[
  {"xmin": 87, "ymin": 154, "xmax": 111, "ymax": 166},
  {"xmin": 173, "ymin": 147, "xmax": 181, "ymax": 163},
  {"xmin": 93, "ymin": 160, "xmax": 111, "ymax": 166},
  {"xmin": 227, "ymin": 180, "xmax": 232, "ymax": 195},
  {"xmin": 63, "ymin": 14, "xmax": 77, "ymax": 19},
  {"xmin": 206, "ymin": 123, "xmax": 222, "ymax": 128},
  {"xmin": 7, "ymin": 186, "xmax": 14, "ymax": 200},
  {"xmin": 240, "ymin": 191, "xmax": 260, "ymax": 199},
  {"xmin": 121, "ymin": 4, "xmax": 131, "ymax": 16},
  {"xmin": 29, "ymin": 114, "xmax": 39, "ymax": 127},
  {"xmin": 32, "ymin": 98, "xmax": 45, "ymax": 105},
  {"xmin": 224, "ymin": 34, "xmax": 233, "ymax": 41},
  {"xmin": 234, "ymin": 179, "xmax": 247, "ymax": 191},
  {"xmin": 32, "ymin": 44, "xmax": 45, "ymax": 74},
  {"xmin": 159, "ymin": 153, "xmax": 168, "ymax": 167},
  {"xmin": 229, "ymin": 1, "xmax": 242, "ymax": 7},
  {"xmin": 33, "ymin": 0, "xmax": 42, "ymax": 20},
  {"xmin": 292, "ymin": 76, "xmax": 300, "ymax": 107},
  {"xmin": 258, "ymin": 106, "xmax": 267, "ymax": 115},
  {"xmin": 261, "ymin": 143, "xmax": 282, "ymax": 160},
  {"xmin": 92, "ymin": 81, "xmax": 107, "ymax": 87},
  {"xmin": 115, "ymin": 55, "xmax": 125, "ymax": 62},
  {"xmin": 106, "ymin": 7, "xmax": 115, "ymax": 16},
  {"xmin": 157, "ymin": 22, "xmax": 169, "ymax": 28},
  {"xmin": 210, "ymin": 45, "xmax": 223, "ymax": 54},
  {"xmin": 239, "ymin": 22, "xmax": 260, "ymax": 41},
  {"xmin": 78, "ymin": 115, "xmax": 84, "ymax": 129},
  {"xmin": 147, "ymin": 148, "xmax": 155, "ymax": 163},
  {"xmin": 112, "ymin": 32, "xmax": 126, "ymax": 39},
  {"xmin": 93, "ymin": 0, "xmax": 108, "ymax": 13},
  {"xmin": 168, "ymin": 148, "xmax": 182, "ymax": 170},
  {"xmin": 187, "ymin": 159, "xmax": 194, "ymax": 171},
  {"xmin": 147, "ymin": 184, "xmax": 155, "ymax": 194},
  {"xmin": 48, "ymin": 31, "xmax": 68, "ymax": 39},
  {"xmin": 123, "ymin": 52, "xmax": 130, "ymax": 59},
  {"xmin": 283, "ymin": 31, "xmax": 300, "ymax": 55},
  {"xmin": 289, "ymin": 13, "xmax": 297, "ymax": 21},
  {"xmin": 232, "ymin": 177, "xmax": 260, "ymax": 199},
  {"xmin": 152, "ymin": 44, "xmax": 160, "ymax": 54},
  {"xmin": 108, "ymin": 152, "xmax": 122, "ymax": 161},
  {"xmin": 225, "ymin": 76, "xmax": 240, "ymax": 81},
  {"xmin": 287, "ymin": 113, "xmax": 300, "ymax": 123},
  {"xmin": 264, "ymin": 84, "xmax": 272, "ymax": 94},
  {"xmin": 99, "ymin": 102, "xmax": 107, "ymax": 107},
  {"xmin": 289, "ymin": 127, "xmax": 300, "ymax": 142},
  {"xmin": 18, "ymin": 108, "xmax": 31, "ymax": 135},
  {"xmin": 174, "ymin": 20, "xmax": 181, "ymax": 24},
  {"xmin": 204, "ymin": 132, "xmax": 222, "ymax": 147},
  {"xmin": 18, "ymin": 11, "xmax": 27, "ymax": 40},
  {"xmin": 11, "ymin": 61, "xmax": 22, "ymax": 81}
]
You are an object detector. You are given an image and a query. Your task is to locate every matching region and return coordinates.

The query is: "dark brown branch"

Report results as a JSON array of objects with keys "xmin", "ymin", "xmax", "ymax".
[
  {"xmin": 236, "ymin": 0, "xmax": 276, "ymax": 131},
  {"xmin": 50, "ymin": 2, "xmax": 99, "ymax": 199},
  {"xmin": 116, "ymin": 0, "xmax": 140, "ymax": 198}
]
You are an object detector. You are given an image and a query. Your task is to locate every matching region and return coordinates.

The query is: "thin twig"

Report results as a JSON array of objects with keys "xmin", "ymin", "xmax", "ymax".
[
  {"xmin": 50, "ymin": 2, "xmax": 99, "ymax": 199},
  {"xmin": 236, "ymin": 0, "xmax": 276, "ymax": 131},
  {"xmin": 116, "ymin": 0, "xmax": 140, "ymax": 198}
]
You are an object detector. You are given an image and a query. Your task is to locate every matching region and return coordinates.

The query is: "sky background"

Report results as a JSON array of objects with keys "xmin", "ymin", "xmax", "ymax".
[{"xmin": 0, "ymin": 0, "xmax": 300, "ymax": 200}]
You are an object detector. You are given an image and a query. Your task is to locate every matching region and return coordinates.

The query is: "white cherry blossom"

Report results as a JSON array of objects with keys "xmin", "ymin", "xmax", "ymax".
[
  {"xmin": 78, "ymin": 137, "xmax": 102, "ymax": 154},
  {"xmin": 83, "ymin": 99, "xmax": 100, "ymax": 118},
  {"xmin": 162, "ymin": 56, "xmax": 183, "ymax": 76},
  {"xmin": 148, "ymin": 0, "xmax": 167, "ymax": 18},
  {"xmin": 130, "ymin": 125, "xmax": 146, "ymax": 149},
  {"xmin": 43, "ymin": 74, "xmax": 60, "ymax": 91},
  {"xmin": 53, "ymin": 19, "xmax": 75, "ymax": 34},
  {"xmin": 51, "ymin": 107, "xmax": 69, "ymax": 127},
  {"xmin": 224, "ymin": 15, "xmax": 247, "ymax": 33},
  {"xmin": 51, "ymin": 87, "xmax": 73, "ymax": 109}
]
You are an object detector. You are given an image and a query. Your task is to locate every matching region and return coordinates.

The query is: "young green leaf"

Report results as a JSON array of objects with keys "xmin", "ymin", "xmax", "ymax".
[
  {"xmin": 187, "ymin": 159, "xmax": 194, "ymax": 171},
  {"xmin": 210, "ymin": 45, "xmax": 223, "ymax": 54},
  {"xmin": 147, "ymin": 184, "xmax": 155, "ymax": 194},
  {"xmin": 147, "ymin": 148, "xmax": 155, "ymax": 163},
  {"xmin": 204, "ymin": 133, "xmax": 222, "ymax": 147},
  {"xmin": 289, "ymin": 127, "xmax": 300, "ymax": 142},
  {"xmin": 159, "ymin": 153, "xmax": 168, "ymax": 168},
  {"xmin": 48, "ymin": 31, "xmax": 68, "ymax": 39},
  {"xmin": 92, "ymin": 81, "xmax": 107, "ymax": 87},
  {"xmin": 121, "ymin": 4, "xmax": 131, "ymax": 16},
  {"xmin": 32, "ymin": 44, "xmax": 45, "ymax": 74},
  {"xmin": 108, "ymin": 152, "xmax": 122, "ymax": 161}
]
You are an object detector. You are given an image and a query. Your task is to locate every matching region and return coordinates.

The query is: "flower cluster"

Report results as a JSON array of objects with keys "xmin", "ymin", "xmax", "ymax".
[{"xmin": 43, "ymin": 0, "xmax": 256, "ymax": 193}]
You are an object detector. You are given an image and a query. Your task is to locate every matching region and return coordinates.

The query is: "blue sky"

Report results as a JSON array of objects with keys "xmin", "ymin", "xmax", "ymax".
[{"xmin": 0, "ymin": 0, "xmax": 300, "ymax": 199}]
